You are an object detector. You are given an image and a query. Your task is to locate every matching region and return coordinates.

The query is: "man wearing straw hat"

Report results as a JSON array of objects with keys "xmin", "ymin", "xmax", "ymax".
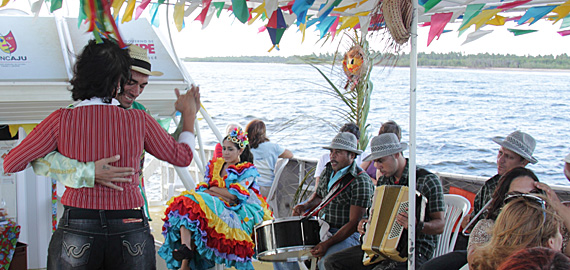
[
  {"xmin": 324, "ymin": 133, "xmax": 445, "ymax": 270},
  {"xmin": 274, "ymin": 132, "xmax": 374, "ymax": 270},
  {"xmin": 469, "ymin": 131, "xmax": 538, "ymax": 228}
]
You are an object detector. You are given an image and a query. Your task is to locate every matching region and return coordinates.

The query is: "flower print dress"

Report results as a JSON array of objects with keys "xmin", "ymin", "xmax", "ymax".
[{"xmin": 159, "ymin": 158, "xmax": 273, "ymax": 270}]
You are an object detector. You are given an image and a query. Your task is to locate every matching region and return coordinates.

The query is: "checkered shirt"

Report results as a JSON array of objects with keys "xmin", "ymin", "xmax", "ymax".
[
  {"xmin": 472, "ymin": 174, "xmax": 501, "ymax": 221},
  {"xmin": 315, "ymin": 161, "xmax": 374, "ymax": 229},
  {"xmin": 376, "ymin": 159, "xmax": 445, "ymax": 259}
]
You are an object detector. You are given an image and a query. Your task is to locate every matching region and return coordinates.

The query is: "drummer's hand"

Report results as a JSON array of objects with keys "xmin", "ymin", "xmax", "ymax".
[
  {"xmin": 358, "ymin": 218, "xmax": 368, "ymax": 235},
  {"xmin": 310, "ymin": 242, "xmax": 330, "ymax": 258},
  {"xmin": 292, "ymin": 204, "xmax": 306, "ymax": 216}
]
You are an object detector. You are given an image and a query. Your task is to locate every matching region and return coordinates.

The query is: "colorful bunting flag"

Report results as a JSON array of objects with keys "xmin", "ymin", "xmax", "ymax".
[
  {"xmin": 421, "ymin": 0, "xmax": 443, "ymax": 13},
  {"xmin": 458, "ymin": 4, "xmax": 485, "ymax": 32},
  {"xmin": 558, "ymin": 29, "xmax": 570, "ymax": 35},
  {"xmin": 551, "ymin": 0, "xmax": 570, "ymax": 23},
  {"xmin": 518, "ymin": 6, "xmax": 557, "ymax": 25},
  {"xmin": 461, "ymin": 29, "xmax": 492, "ymax": 45},
  {"xmin": 507, "ymin": 28, "xmax": 538, "ymax": 35},
  {"xmin": 232, "ymin": 0, "xmax": 250, "ymax": 23},
  {"xmin": 292, "ymin": 0, "xmax": 315, "ymax": 24},
  {"xmin": 498, "ymin": 0, "xmax": 531, "ymax": 11},
  {"xmin": 486, "ymin": 15, "xmax": 506, "ymax": 26},
  {"xmin": 428, "ymin": 12, "xmax": 452, "ymax": 46}
]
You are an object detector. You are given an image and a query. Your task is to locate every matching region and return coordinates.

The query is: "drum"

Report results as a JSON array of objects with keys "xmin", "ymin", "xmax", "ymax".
[{"xmin": 254, "ymin": 216, "xmax": 320, "ymax": 262}]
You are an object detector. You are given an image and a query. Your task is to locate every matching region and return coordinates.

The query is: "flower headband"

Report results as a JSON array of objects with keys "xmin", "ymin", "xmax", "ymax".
[{"xmin": 228, "ymin": 127, "xmax": 249, "ymax": 149}]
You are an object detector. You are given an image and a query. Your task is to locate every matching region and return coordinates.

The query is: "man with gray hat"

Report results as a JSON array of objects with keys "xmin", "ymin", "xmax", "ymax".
[
  {"xmin": 323, "ymin": 133, "xmax": 445, "ymax": 270},
  {"xmin": 470, "ymin": 130, "xmax": 538, "ymax": 225},
  {"xmin": 274, "ymin": 132, "xmax": 374, "ymax": 270}
]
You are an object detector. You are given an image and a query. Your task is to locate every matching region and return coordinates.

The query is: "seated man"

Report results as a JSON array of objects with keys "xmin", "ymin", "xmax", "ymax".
[
  {"xmin": 275, "ymin": 132, "xmax": 374, "ymax": 270},
  {"xmin": 324, "ymin": 133, "xmax": 445, "ymax": 270}
]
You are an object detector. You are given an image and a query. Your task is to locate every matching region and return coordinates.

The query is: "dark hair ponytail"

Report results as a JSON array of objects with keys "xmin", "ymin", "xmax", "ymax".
[{"xmin": 240, "ymin": 145, "xmax": 254, "ymax": 163}]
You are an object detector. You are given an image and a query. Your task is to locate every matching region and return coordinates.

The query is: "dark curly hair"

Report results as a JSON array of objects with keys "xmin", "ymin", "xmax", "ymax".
[
  {"xmin": 70, "ymin": 39, "xmax": 131, "ymax": 103},
  {"xmin": 485, "ymin": 167, "xmax": 540, "ymax": 221}
]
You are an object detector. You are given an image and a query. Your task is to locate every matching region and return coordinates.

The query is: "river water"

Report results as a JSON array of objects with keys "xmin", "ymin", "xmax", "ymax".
[{"xmin": 183, "ymin": 62, "xmax": 570, "ymax": 186}]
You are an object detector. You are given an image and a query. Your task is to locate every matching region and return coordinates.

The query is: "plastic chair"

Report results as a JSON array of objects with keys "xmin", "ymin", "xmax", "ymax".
[
  {"xmin": 433, "ymin": 194, "xmax": 471, "ymax": 258},
  {"xmin": 266, "ymin": 158, "xmax": 290, "ymax": 217}
]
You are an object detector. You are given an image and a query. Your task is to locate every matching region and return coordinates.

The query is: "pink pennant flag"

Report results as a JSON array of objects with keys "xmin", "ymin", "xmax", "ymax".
[
  {"xmin": 258, "ymin": 25, "xmax": 267, "ymax": 33},
  {"xmin": 421, "ymin": 22, "xmax": 431, "ymax": 27},
  {"xmin": 497, "ymin": 0, "xmax": 531, "ymax": 11},
  {"xmin": 428, "ymin": 12, "xmax": 453, "ymax": 46},
  {"xmin": 505, "ymin": 16, "xmax": 522, "ymax": 21},
  {"xmin": 558, "ymin": 30, "xmax": 570, "ymax": 36},
  {"xmin": 195, "ymin": 0, "xmax": 212, "ymax": 24},
  {"xmin": 328, "ymin": 15, "xmax": 340, "ymax": 40},
  {"xmin": 135, "ymin": 0, "xmax": 152, "ymax": 20}
]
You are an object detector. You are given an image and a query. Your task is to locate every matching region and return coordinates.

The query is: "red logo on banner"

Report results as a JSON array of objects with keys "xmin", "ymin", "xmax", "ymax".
[{"xmin": 0, "ymin": 31, "xmax": 17, "ymax": 54}]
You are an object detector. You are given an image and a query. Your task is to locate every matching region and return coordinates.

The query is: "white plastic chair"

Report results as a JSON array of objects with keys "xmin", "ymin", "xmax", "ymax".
[
  {"xmin": 266, "ymin": 158, "xmax": 290, "ymax": 217},
  {"xmin": 433, "ymin": 194, "xmax": 471, "ymax": 258}
]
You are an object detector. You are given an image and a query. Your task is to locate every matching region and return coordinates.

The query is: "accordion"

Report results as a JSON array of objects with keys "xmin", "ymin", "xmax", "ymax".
[{"xmin": 361, "ymin": 185, "xmax": 427, "ymax": 265}]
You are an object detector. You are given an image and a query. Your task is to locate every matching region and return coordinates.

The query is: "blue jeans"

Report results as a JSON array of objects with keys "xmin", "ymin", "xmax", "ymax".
[
  {"xmin": 273, "ymin": 228, "xmax": 361, "ymax": 270},
  {"xmin": 47, "ymin": 207, "xmax": 156, "ymax": 270}
]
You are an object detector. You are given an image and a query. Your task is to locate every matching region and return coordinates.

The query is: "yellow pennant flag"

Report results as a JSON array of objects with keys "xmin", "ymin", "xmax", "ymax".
[
  {"xmin": 334, "ymin": 3, "xmax": 357, "ymax": 12},
  {"xmin": 121, "ymin": 0, "xmax": 136, "ymax": 23},
  {"xmin": 112, "ymin": 0, "xmax": 126, "ymax": 19},
  {"xmin": 338, "ymin": 16, "xmax": 360, "ymax": 31},
  {"xmin": 460, "ymin": 9, "xmax": 500, "ymax": 31},
  {"xmin": 486, "ymin": 14, "xmax": 506, "ymax": 26},
  {"xmin": 552, "ymin": 0, "xmax": 570, "ymax": 23},
  {"xmin": 248, "ymin": 1, "xmax": 266, "ymax": 25},
  {"xmin": 299, "ymin": 23, "xmax": 306, "ymax": 43},
  {"xmin": 174, "ymin": 1, "xmax": 185, "ymax": 31},
  {"xmin": 1, "ymin": 0, "xmax": 10, "ymax": 8}
]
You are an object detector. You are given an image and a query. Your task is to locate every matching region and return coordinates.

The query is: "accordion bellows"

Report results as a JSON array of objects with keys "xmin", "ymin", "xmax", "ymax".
[{"xmin": 361, "ymin": 185, "xmax": 427, "ymax": 265}]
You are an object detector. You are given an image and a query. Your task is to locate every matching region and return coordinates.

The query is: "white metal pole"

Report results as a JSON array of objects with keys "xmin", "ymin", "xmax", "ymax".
[{"xmin": 408, "ymin": 0, "xmax": 419, "ymax": 269}]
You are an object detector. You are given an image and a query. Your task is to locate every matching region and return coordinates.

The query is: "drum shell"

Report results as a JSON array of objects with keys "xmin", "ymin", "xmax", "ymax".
[{"xmin": 254, "ymin": 216, "xmax": 320, "ymax": 262}]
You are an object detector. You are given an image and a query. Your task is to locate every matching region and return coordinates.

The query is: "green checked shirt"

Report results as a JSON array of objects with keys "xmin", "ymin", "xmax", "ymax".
[
  {"xmin": 472, "ymin": 174, "xmax": 501, "ymax": 221},
  {"xmin": 376, "ymin": 159, "xmax": 445, "ymax": 260},
  {"xmin": 315, "ymin": 161, "xmax": 374, "ymax": 229}
]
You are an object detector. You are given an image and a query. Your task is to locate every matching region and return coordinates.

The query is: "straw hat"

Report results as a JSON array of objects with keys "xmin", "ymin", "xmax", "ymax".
[
  {"xmin": 363, "ymin": 133, "xmax": 408, "ymax": 162},
  {"xmin": 128, "ymin": 45, "xmax": 163, "ymax": 76},
  {"xmin": 323, "ymin": 132, "xmax": 363, "ymax": 155},
  {"xmin": 382, "ymin": 0, "xmax": 413, "ymax": 45},
  {"xmin": 492, "ymin": 131, "xmax": 538, "ymax": 164}
]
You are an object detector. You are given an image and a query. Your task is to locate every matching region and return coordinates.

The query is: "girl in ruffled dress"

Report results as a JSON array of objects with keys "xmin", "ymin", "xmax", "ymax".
[{"xmin": 159, "ymin": 128, "xmax": 273, "ymax": 270}]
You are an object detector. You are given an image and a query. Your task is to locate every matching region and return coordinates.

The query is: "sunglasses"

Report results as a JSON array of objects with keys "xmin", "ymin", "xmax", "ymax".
[{"xmin": 504, "ymin": 193, "xmax": 547, "ymax": 225}]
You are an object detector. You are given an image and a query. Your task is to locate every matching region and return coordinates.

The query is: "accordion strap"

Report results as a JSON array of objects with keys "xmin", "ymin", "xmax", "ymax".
[{"xmin": 303, "ymin": 170, "xmax": 365, "ymax": 218}]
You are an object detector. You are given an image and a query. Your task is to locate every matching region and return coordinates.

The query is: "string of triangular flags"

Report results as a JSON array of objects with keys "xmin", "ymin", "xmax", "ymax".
[
  {"xmin": 423, "ymin": 0, "xmax": 570, "ymax": 46},
  {"xmin": 1, "ymin": 0, "xmax": 568, "ymax": 49}
]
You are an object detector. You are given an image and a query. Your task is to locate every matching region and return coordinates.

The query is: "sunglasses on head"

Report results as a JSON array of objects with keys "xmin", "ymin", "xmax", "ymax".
[{"xmin": 504, "ymin": 193, "xmax": 547, "ymax": 225}]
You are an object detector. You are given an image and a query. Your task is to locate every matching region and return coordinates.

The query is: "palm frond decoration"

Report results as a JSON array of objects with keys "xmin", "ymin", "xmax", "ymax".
[{"xmin": 301, "ymin": 33, "xmax": 379, "ymax": 151}]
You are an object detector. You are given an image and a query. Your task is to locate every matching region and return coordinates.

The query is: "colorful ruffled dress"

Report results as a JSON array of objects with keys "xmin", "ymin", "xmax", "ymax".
[{"xmin": 159, "ymin": 158, "xmax": 273, "ymax": 270}]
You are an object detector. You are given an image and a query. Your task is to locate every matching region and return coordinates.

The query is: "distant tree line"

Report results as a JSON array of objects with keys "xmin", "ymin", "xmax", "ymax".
[{"xmin": 182, "ymin": 52, "xmax": 570, "ymax": 69}]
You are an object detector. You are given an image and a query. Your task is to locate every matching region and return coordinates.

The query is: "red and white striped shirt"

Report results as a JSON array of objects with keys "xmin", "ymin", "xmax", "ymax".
[{"xmin": 3, "ymin": 104, "xmax": 193, "ymax": 210}]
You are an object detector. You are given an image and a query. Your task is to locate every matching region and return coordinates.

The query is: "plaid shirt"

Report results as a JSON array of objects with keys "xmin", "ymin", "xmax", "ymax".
[
  {"xmin": 315, "ymin": 161, "xmax": 374, "ymax": 229},
  {"xmin": 376, "ymin": 159, "xmax": 445, "ymax": 259},
  {"xmin": 472, "ymin": 174, "xmax": 501, "ymax": 221}
]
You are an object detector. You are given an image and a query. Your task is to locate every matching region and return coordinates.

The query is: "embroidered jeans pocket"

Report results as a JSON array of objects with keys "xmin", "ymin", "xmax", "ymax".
[
  {"xmin": 61, "ymin": 231, "xmax": 94, "ymax": 267},
  {"xmin": 120, "ymin": 229, "xmax": 156, "ymax": 269}
]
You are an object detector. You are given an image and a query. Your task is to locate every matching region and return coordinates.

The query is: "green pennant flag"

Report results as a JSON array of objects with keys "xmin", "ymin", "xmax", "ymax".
[
  {"xmin": 232, "ymin": 0, "xmax": 250, "ymax": 23},
  {"xmin": 458, "ymin": 4, "xmax": 485, "ymax": 32},
  {"xmin": 561, "ymin": 15, "xmax": 570, "ymax": 29},
  {"xmin": 49, "ymin": 0, "xmax": 62, "ymax": 12},
  {"xmin": 423, "ymin": 0, "xmax": 442, "ymax": 13},
  {"xmin": 507, "ymin": 28, "xmax": 538, "ymax": 36},
  {"xmin": 213, "ymin": 2, "xmax": 225, "ymax": 18}
]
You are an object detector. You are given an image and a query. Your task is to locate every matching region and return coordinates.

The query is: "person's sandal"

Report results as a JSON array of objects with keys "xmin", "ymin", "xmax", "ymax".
[{"xmin": 172, "ymin": 244, "xmax": 194, "ymax": 261}]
